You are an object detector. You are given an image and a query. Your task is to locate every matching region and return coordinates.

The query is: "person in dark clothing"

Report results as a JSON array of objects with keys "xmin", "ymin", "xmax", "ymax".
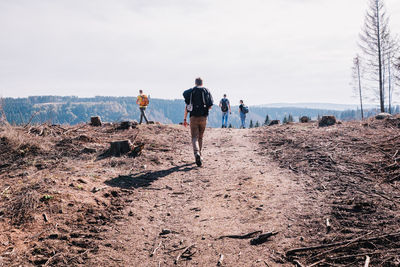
[
  {"xmin": 239, "ymin": 100, "xmax": 247, "ymax": 128},
  {"xmin": 219, "ymin": 94, "xmax": 231, "ymax": 128},
  {"xmin": 183, "ymin": 78, "xmax": 214, "ymax": 167}
]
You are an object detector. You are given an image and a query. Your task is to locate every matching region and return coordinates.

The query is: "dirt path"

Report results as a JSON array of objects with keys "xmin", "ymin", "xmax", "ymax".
[{"xmin": 83, "ymin": 127, "xmax": 323, "ymax": 266}]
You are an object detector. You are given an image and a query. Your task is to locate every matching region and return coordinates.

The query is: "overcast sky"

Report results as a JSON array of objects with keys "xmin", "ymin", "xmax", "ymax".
[{"xmin": 1, "ymin": 0, "xmax": 399, "ymax": 105}]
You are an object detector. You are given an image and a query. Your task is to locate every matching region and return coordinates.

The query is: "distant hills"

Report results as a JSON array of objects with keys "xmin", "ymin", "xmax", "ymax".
[
  {"xmin": 258, "ymin": 103, "xmax": 378, "ymax": 111},
  {"xmin": 2, "ymin": 96, "xmax": 396, "ymax": 128}
]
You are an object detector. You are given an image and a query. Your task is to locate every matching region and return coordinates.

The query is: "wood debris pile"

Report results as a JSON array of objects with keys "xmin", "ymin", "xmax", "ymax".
[{"xmin": 257, "ymin": 117, "xmax": 400, "ymax": 266}]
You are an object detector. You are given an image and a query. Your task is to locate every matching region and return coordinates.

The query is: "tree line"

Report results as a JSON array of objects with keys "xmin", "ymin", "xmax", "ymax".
[{"xmin": 2, "ymin": 96, "xmax": 397, "ymax": 128}]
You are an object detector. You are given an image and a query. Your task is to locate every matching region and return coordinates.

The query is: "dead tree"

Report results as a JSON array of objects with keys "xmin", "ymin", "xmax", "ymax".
[
  {"xmin": 358, "ymin": 0, "xmax": 396, "ymax": 112},
  {"xmin": 352, "ymin": 55, "xmax": 365, "ymax": 119}
]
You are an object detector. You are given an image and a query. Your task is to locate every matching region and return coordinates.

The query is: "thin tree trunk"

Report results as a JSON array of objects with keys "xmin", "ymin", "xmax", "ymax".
[
  {"xmin": 376, "ymin": 0, "xmax": 385, "ymax": 112},
  {"xmin": 388, "ymin": 53, "xmax": 392, "ymax": 114},
  {"xmin": 357, "ymin": 61, "xmax": 364, "ymax": 120}
]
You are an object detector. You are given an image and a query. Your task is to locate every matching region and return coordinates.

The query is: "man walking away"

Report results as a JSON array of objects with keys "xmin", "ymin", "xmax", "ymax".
[
  {"xmin": 219, "ymin": 94, "xmax": 231, "ymax": 128},
  {"xmin": 239, "ymin": 100, "xmax": 248, "ymax": 129},
  {"xmin": 136, "ymin": 90, "xmax": 149, "ymax": 124},
  {"xmin": 183, "ymin": 78, "xmax": 214, "ymax": 167}
]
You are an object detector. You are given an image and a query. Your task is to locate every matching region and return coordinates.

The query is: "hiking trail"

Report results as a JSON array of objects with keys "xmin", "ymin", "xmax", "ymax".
[{"xmin": 88, "ymin": 127, "xmax": 319, "ymax": 266}]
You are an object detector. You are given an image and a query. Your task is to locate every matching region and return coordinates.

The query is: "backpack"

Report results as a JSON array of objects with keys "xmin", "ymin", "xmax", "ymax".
[
  {"xmin": 220, "ymin": 98, "xmax": 229, "ymax": 112},
  {"xmin": 183, "ymin": 87, "xmax": 213, "ymax": 117},
  {"xmin": 241, "ymin": 105, "xmax": 249, "ymax": 114},
  {"xmin": 139, "ymin": 95, "xmax": 149, "ymax": 106}
]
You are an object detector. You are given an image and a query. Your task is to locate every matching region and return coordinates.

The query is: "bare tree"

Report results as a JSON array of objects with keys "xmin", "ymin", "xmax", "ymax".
[
  {"xmin": 352, "ymin": 55, "xmax": 365, "ymax": 119},
  {"xmin": 359, "ymin": 0, "xmax": 396, "ymax": 112},
  {"xmin": 0, "ymin": 97, "xmax": 9, "ymax": 126}
]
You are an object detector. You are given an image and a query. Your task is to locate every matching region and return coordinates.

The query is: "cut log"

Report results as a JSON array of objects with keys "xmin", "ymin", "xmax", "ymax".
[
  {"xmin": 318, "ymin": 116, "xmax": 336, "ymax": 127},
  {"xmin": 90, "ymin": 116, "xmax": 102, "ymax": 126},
  {"xmin": 109, "ymin": 140, "xmax": 132, "ymax": 156},
  {"xmin": 268, "ymin": 120, "xmax": 280, "ymax": 126}
]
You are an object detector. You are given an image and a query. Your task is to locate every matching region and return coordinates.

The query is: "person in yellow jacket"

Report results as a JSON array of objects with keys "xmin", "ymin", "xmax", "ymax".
[{"xmin": 136, "ymin": 90, "xmax": 149, "ymax": 124}]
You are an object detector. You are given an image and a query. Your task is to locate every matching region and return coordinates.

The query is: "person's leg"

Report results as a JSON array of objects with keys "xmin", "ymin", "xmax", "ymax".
[
  {"xmin": 223, "ymin": 112, "xmax": 228, "ymax": 127},
  {"xmin": 141, "ymin": 108, "xmax": 149, "ymax": 123},
  {"xmin": 139, "ymin": 108, "xmax": 143, "ymax": 124},
  {"xmin": 190, "ymin": 116, "xmax": 200, "ymax": 156},
  {"xmin": 197, "ymin": 116, "xmax": 207, "ymax": 154},
  {"xmin": 240, "ymin": 113, "xmax": 245, "ymax": 128},
  {"xmin": 221, "ymin": 112, "xmax": 224, "ymax": 128},
  {"xmin": 224, "ymin": 112, "xmax": 229, "ymax": 127}
]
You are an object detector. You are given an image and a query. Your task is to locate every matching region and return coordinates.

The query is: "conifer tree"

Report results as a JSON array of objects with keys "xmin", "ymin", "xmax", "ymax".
[
  {"xmin": 283, "ymin": 116, "xmax": 288, "ymax": 124},
  {"xmin": 264, "ymin": 115, "xmax": 270, "ymax": 126}
]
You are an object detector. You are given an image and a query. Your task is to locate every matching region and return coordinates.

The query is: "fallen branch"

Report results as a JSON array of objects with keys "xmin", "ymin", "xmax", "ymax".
[
  {"xmin": 250, "ymin": 232, "xmax": 278, "ymax": 245},
  {"xmin": 44, "ymin": 252, "xmax": 63, "ymax": 266},
  {"xmin": 217, "ymin": 230, "xmax": 262, "ymax": 240},
  {"xmin": 174, "ymin": 244, "xmax": 196, "ymax": 264},
  {"xmin": 23, "ymin": 111, "xmax": 40, "ymax": 128},
  {"xmin": 150, "ymin": 241, "xmax": 162, "ymax": 257},
  {"xmin": 286, "ymin": 231, "xmax": 400, "ymax": 257},
  {"xmin": 327, "ymin": 249, "xmax": 400, "ymax": 261},
  {"xmin": 217, "ymin": 253, "xmax": 224, "ymax": 266},
  {"xmin": 326, "ymin": 218, "xmax": 331, "ymax": 233},
  {"xmin": 1, "ymin": 186, "xmax": 10, "ymax": 195},
  {"xmin": 289, "ymin": 165, "xmax": 298, "ymax": 173},
  {"xmin": 292, "ymin": 259, "xmax": 305, "ymax": 267},
  {"xmin": 364, "ymin": 255, "xmax": 370, "ymax": 267}
]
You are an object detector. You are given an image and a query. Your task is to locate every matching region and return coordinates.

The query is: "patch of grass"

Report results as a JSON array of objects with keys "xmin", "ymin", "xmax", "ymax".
[{"xmin": 40, "ymin": 195, "xmax": 54, "ymax": 202}]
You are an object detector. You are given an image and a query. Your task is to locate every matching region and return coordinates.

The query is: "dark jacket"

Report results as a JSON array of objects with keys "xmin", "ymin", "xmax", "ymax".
[{"xmin": 183, "ymin": 86, "xmax": 214, "ymax": 117}]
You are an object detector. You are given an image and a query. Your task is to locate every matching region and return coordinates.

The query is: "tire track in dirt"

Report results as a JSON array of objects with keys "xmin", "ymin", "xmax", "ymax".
[{"xmin": 88, "ymin": 128, "xmax": 321, "ymax": 266}]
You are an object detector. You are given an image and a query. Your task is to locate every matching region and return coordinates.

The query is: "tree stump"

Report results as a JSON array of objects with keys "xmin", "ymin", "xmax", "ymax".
[
  {"xmin": 118, "ymin": 121, "xmax": 134, "ymax": 130},
  {"xmin": 299, "ymin": 116, "xmax": 310, "ymax": 123},
  {"xmin": 109, "ymin": 140, "xmax": 132, "ymax": 156},
  {"xmin": 319, "ymin": 115, "xmax": 336, "ymax": 127},
  {"xmin": 375, "ymin": 113, "xmax": 392, "ymax": 120},
  {"xmin": 268, "ymin": 120, "xmax": 280, "ymax": 126},
  {"xmin": 90, "ymin": 116, "xmax": 102, "ymax": 126}
]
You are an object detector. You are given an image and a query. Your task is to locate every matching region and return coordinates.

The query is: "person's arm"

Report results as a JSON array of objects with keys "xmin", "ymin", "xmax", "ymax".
[
  {"xmin": 136, "ymin": 96, "xmax": 140, "ymax": 105},
  {"xmin": 219, "ymin": 100, "xmax": 222, "ymax": 107},
  {"xmin": 183, "ymin": 106, "xmax": 188, "ymax": 127},
  {"xmin": 228, "ymin": 101, "xmax": 231, "ymax": 114}
]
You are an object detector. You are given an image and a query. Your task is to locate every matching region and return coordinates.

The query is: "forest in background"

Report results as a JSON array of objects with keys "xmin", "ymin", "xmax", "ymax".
[{"xmin": 2, "ymin": 96, "xmax": 398, "ymax": 128}]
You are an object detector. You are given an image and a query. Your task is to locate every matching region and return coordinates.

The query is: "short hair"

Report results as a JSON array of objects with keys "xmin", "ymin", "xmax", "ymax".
[
  {"xmin": 223, "ymin": 94, "xmax": 227, "ymax": 97},
  {"xmin": 240, "ymin": 100, "xmax": 243, "ymax": 103},
  {"xmin": 139, "ymin": 90, "xmax": 143, "ymax": 94},
  {"xmin": 195, "ymin": 77, "xmax": 203, "ymax": 86}
]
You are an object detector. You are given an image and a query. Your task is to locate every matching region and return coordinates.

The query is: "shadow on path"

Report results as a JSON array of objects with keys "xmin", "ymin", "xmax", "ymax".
[{"xmin": 105, "ymin": 163, "xmax": 196, "ymax": 189}]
